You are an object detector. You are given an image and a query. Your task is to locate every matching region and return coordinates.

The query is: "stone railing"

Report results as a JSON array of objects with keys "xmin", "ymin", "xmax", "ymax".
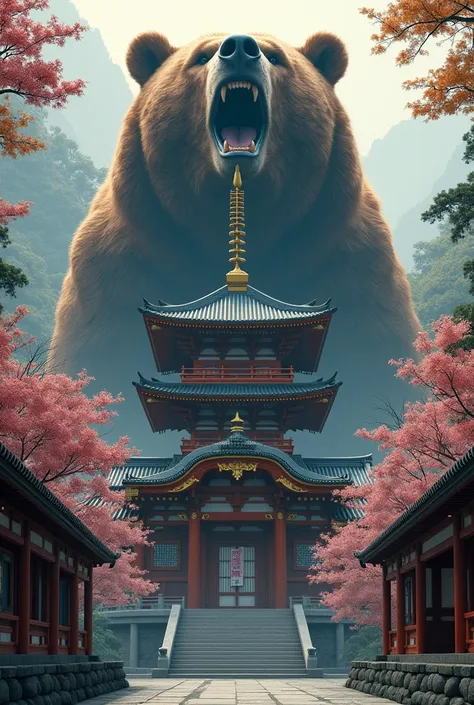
[
  {"xmin": 96, "ymin": 596, "xmax": 185, "ymax": 612},
  {"xmin": 152, "ymin": 604, "xmax": 182, "ymax": 678},
  {"xmin": 289, "ymin": 596, "xmax": 333, "ymax": 613},
  {"xmin": 292, "ymin": 603, "xmax": 323, "ymax": 678}
]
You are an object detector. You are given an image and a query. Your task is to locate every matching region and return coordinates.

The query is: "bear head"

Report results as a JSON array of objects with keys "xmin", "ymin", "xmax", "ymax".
[{"xmin": 124, "ymin": 31, "xmax": 360, "ymax": 235}]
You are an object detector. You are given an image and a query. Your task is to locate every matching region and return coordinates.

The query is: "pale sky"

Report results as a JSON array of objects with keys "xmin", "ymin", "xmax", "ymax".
[{"xmin": 73, "ymin": 0, "xmax": 445, "ymax": 155}]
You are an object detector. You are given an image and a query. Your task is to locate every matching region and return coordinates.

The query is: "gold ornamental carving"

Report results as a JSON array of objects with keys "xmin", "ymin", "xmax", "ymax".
[
  {"xmin": 277, "ymin": 512, "xmax": 284, "ymax": 520},
  {"xmin": 201, "ymin": 514, "xmax": 210, "ymax": 520},
  {"xmin": 177, "ymin": 514, "xmax": 188, "ymax": 521},
  {"xmin": 217, "ymin": 461, "xmax": 258, "ymax": 480},
  {"xmin": 125, "ymin": 488, "xmax": 139, "ymax": 502},
  {"xmin": 276, "ymin": 476, "xmax": 305, "ymax": 493},
  {"xmin": 191, "ymin": 512, "xmax": 198, "ymax": 520},
  {"xmin": 169, "ymin": 477, "xmax": 199, "ymax": 493},
  {"xmin": 287, "ymin": 514, "xmax": 298, "ymax": 521},
  {"xmin": 264, "ymin": 513, "xmax": 274, "ymax": 520}
]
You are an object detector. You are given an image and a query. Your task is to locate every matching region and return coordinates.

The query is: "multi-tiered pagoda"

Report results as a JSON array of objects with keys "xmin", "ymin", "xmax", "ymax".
[{"xmin": 113, "ymin": 166, "xmax": 371, "ymax": 610}]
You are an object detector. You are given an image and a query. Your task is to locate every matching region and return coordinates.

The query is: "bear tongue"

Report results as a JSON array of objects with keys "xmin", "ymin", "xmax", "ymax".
[{"xmin": 221, "ymin": 127, "xmax": 257, "ymax": 147}]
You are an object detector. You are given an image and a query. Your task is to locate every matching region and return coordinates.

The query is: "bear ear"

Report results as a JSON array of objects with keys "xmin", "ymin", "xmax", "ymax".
[
  {"xmin": 299, "ymin": 33, "xmax": 348, "ymax": 86},
  {"xmin": 126, "ymin": 32, "xmax": 177, "ymax": 86}
]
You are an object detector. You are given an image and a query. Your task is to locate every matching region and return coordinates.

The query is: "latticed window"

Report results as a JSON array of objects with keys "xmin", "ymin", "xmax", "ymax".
[
  {"xmin": 295, "ymin": 543, "xmax": 315, "ymax": 570},
  {"xmin": 152, "ymin": 543, "xmax": 180, "ymax": 569}
]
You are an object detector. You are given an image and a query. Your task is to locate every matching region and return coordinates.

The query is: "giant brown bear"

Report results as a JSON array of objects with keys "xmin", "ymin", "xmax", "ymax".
[{"xmin": 50, "ymin": 31, "xmax": 420, "ymax": 456}]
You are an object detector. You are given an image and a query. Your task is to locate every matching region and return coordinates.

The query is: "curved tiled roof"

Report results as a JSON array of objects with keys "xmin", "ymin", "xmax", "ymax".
[
  {"xmin": 121, "ymin": 432, "xmax": 362, "ymax": 487},
  {"xmin": 0, "ymin": 441, "xmax": 117, "ymax": 564},
  {"xmin": 135, "ymin": 373, "xmax": 340, "ymax": 400},
  {"xmin": 356, "ymin": 445, "xmax": 474, "ymax": 565},
  {"xmin": 141, "ymin": 285, "xmax": 335, "ymax": 324}
]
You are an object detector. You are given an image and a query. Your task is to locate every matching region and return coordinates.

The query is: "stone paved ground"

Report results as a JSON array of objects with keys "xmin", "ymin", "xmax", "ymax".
[{"xmin": 91, "ymin": 678, "xmax": 385, "ymax": 705}]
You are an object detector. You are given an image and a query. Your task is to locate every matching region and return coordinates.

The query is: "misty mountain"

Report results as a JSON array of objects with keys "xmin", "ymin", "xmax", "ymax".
[
  {"xmin": 392, "ymin": 142, "xmax": 471, "ymax": 271},
  {"xmin": 44, "ymin": 0, "xmax": 133, "ymax": 168},
  {"xmin": 362, "ymin": 115, "xmax": 470, "ymax": 268}
]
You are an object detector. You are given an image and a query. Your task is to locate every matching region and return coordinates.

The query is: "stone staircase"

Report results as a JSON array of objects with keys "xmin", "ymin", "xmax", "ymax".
[{"xmin": 168, "ymin": 608, "xmax": 308, "ymax": 678}]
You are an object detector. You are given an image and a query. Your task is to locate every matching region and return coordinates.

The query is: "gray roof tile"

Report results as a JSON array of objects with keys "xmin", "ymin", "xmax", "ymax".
[{"xmin": 141, "ymin": 285, "xmax": 335, "ymax": 324}]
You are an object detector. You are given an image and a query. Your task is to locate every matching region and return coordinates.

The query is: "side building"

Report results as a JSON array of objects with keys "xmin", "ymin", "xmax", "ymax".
[
  {"xmin": 102, "ymin": 166, "xmax": 371, "ymax": 675},
  {"xmin": 0, "ymin": 441, "xmax": 128, "ymax": 703}
]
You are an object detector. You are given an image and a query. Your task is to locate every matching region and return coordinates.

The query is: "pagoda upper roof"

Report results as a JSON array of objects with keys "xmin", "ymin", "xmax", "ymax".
[
  {"xmin": 141, "ymin": 285, "xmax": 335, "ymax": 326},
  {"xmin": 135, "ymin": 373, "xmax": 340, "ymax": 434},
  {"xmin": 118, "ymin": 431, "xmax": 370, "ymax": 489},
  {"xmin": 135, "ymin": 373, "xmax": 340, "ymax": 400}
]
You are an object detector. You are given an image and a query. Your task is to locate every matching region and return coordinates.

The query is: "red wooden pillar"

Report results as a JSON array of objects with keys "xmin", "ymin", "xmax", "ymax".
[
  {"xmin": 48, "ymin": 545, "xmax": 60, "ymax": 655},
  {"xmin": 188, "ymin": 511, "xmax": 201, "ymax": 608},
  {"xmin": 274, "ymin": 511, "xmax": 287, "ymax": 609},
  {"xmin": 396, "ymin": 558, "xmax": 405, "ymax": 655},
  {"xmin": 453, "ymin": 514, "xmax": 467, "ymax": 653},
  {"xmin": 382, "ymin": 567, "xmax": 391, "ymax": 656},
  {"xmin": 84, "ymin": 565, "xmax": 93, "ymax": 656},
  {"xmin": 415, "ymin": 545, "xmax": 426, "ymax": 654},
  {"xmin": 70, "ymin": 559, "xmax": 79, "ymax": 655},
  {"xmin": 18, "ymin": 522, "xmax": 31, "ymax": 654}
]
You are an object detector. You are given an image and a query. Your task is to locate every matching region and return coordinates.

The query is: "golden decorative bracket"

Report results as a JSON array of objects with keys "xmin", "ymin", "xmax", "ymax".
[
  {"xmin": 276, "ymin": 476, "xmax": 305, "ymax": 493},
  {"xmin": 169, "ymin": 477, "xmax": 199, "ymax": 493},
  {"xmin": 217, "ymin": 461, "xmax": 258, "ymax": 480}
]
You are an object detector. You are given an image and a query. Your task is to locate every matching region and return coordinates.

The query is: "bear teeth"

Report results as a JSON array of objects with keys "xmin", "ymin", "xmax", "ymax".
[{"xmin": 220, "ymin": 82, "xmax": 257, "ymax": 103}]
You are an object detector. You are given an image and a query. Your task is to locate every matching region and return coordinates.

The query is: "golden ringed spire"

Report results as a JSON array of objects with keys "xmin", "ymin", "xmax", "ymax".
[{"xmin": 226, "ymin": 165, "xmax": 248, "ymax": 291}]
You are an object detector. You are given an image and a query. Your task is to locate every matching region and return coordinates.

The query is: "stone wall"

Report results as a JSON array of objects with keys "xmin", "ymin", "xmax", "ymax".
[
  {"xmin": 138, "ymin": 625, "xmax": 166, "ymax": 669},
  {"xmin": 347, "ymin": 659, "xmax": 474, "ymax": 704},
  {"xmin": 308, "ymin": 624, "xmax": 337, "ymax": 668},
  {"xmin": 0, "ymin": 661, "xmax": 128, "ymax": 705}
]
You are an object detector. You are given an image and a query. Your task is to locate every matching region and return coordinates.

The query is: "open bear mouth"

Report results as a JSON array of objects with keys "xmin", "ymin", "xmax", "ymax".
[{"xmin": 211, "ymin": 80, "xmax": 267, "ymax": 157}]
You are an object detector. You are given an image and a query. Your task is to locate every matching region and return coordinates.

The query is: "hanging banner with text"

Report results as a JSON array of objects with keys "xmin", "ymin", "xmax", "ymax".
[{"xmin": 230, "ymin": 547, "xmax": 244, "ymax": 587}]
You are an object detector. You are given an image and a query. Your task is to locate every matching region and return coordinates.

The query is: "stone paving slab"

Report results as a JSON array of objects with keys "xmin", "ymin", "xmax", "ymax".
[{"xmin": 89, "ymin": 678, "xmax": 389, "ymax": 704}]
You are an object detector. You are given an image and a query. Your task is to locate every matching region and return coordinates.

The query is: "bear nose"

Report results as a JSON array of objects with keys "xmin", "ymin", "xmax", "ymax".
[{"xmin": 218, "ymin": 35, "xmax": 261, "ymax": 67}]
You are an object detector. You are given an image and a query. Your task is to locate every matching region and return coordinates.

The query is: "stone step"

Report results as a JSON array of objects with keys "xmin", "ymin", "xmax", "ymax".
[{"xmin": 168, "ymin": 671, "xmax": 309, "ymax": 678}]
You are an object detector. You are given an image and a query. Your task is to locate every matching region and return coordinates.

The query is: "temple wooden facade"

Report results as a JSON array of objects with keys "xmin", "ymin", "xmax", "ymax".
[
  {"xmin": 357, "ymin": 445, "xmax": 474, "ymax": 656},
  {"xmin": 0, "ymin": 441, "xmax": 117, "ymax": 655},
  {"xmin": 111, "ymin": 165, "xmax": 371, "ymax": 610}
]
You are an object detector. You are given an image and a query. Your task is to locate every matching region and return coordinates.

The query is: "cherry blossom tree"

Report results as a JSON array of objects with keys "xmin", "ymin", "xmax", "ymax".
[
  {"xmin": 0, "ymin": 307, "xmax": 155, "ymax": 604},
  {"xmin": 310, "ymin": 315, "xmax": 474, "ymax": 625},
  {"xmin": 0, "ymin": 0, "xmax": 86, "ymax": 308}
]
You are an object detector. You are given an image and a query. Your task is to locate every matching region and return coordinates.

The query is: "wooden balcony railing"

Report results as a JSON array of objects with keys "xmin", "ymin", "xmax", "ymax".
[
  {"xmin": 405, "ymin": 625, "xmax": 417, "ymax": 653},
  {"xmin": 29, "ymin": 620, "xmax": 49, "ymax": 653},
  {"xmin": 389, "ymin": 630, "xmax": 397, "ymax": 654},
  {"xmin": 78, "ymin": 630, "xmax": 87, "ymax": 654},
  {"xmin": 0, "ymin": 613, "xmax": 18, "ymax": 653},
  {"xmin": 59, "ymin": 625, "xmax": 70, "ymax": 652},
  {"xmin": 181, "ymin": 365, "xmax": 294, "ymax": 383},
  {"xmin": 465, "ymin": 611, "xmax": 474, "ymax": 652},
  {"xmin": 181, "ymin": 433, "xmax": 294, "ymax": 455}
]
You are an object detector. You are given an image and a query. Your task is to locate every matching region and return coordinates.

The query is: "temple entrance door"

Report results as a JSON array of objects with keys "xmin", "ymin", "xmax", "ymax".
[
  {"xmin": 204, "ymin": 527, "xmax": 270, "ymax": 607},
  {"xmin": 218, "ymin": 545, "xmax": 256, "ymax": 607}
]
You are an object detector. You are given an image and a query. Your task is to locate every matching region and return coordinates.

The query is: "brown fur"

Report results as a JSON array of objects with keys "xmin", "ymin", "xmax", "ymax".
[{"xmin": 51, "ymin": 31, "xmax": 420, "ymax": 456}]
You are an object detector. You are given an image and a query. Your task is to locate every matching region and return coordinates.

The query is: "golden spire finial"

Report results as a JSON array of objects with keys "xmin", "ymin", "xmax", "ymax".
[
  {"xmin": 231, "ymin": 412, "xmax": 244, "ymax": 433},
  {"xmin": 226, "ymin": 165, "xmax": 248, "ymax": 291}
]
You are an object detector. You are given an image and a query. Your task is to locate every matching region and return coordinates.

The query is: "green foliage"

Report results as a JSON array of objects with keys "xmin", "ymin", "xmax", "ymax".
[
  {"xmin": 0, "ymin": 103, "xmax": 106, "ymax": 339},
  {"xmin": 421, "ymin": 127, "xmax": 474, "ymax": 299},
  {"xmin": 452, "ymin": 302, "xmax": 474, "ymax": 350},
  {"xmin": 343, "ymin": 626, "xmax": 382, "ymax": 663},
  {"xmin": 422, "ymin": 126, "xmax": 474, "ymax": 242},
  {"xmin": 92, "ymin": 611, "xmax": 123, "ymax": 661},
  {"xmin": 0, "ymin": 225, "xmax": 28, "ymax": 313},
  {"xmin": 409, "ymin": 226, "xmax": 472, "ymax": 327}
]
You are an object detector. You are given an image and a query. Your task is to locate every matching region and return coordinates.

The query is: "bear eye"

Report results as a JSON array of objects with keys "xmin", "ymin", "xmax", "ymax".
[
  {"xmin": 197, "ymin": 55, "xmax": 209, "ymax": 65},
  {"xmin": 269, "ymin": 56, "xmax": 278, "ymax": 65}
]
